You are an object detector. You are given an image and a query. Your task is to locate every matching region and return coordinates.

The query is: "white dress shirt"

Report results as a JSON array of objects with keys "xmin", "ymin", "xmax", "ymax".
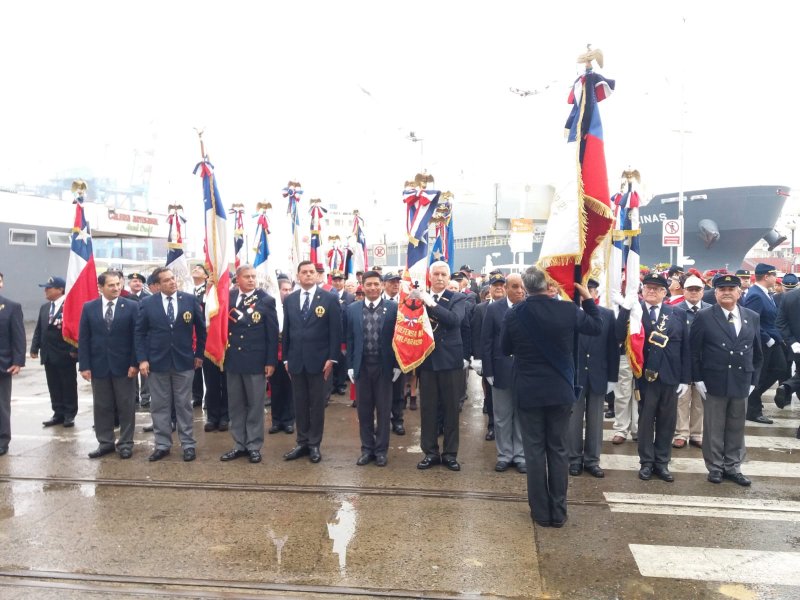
[
  {"xmin": 721, "ymin": 306, "xmax": 742, "ymax": 336},
  {"xmin": 100, "ymin": 296, "xmax": 119, "ymax": 321},
  {"xmin": 161, "ymin": 293, "xmax": 177, "ymax": 320}
]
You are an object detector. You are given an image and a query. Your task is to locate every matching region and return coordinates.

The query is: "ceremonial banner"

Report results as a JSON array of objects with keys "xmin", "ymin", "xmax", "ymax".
[
  {"xmin": 392, "ymin": 289, "xmax": 435, "ymax": 372},
  {"xmin": 230, "ymin": 203, "xmax": 246, "ymax": 270},
  {"xmin": 403, "ymin": 173, "xmax": 441, "ymax": 286},
  {"xmin": 193, "ymin": 157, "xmax": 230, "ymax": 368},
  {"xmin": 327, "ymin": 235, "xmax": 344, "ymax": 274},
  {"xmin": 351, "ymin": 210, "xmax": 368, "ymax": 273},
  {"xmin": 165, "ymin": 204, "xmax": 192, "ymax": 292},
  {"xmin": 253, "ymin": 202, "xmax": 272, "ymax": 285},
  {"xmin": 283, "ymin": 181, "xmax": 303, "ymax": 270},
  {"xmin": 539, "ymin": 54, "xmax": 615, "ymax": 300},
  {"xmin": 309, "ymin": 198, "xmax": 326, "ymax": 265},
  {"xmin": 429, "ymin": 192, "xmax": 454, "ymax": 272},
  {"xmin": 62, "ymin": 181, "xmax": 99, "ymax": 346}
]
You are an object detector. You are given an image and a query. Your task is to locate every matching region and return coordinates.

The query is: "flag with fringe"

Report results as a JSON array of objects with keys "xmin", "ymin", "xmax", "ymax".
[
  {"xmin": 165, "ymin": 204, "xmax": 193, "ymax": 292},
  {"xmin": 283, "ymin": 181, "xmax": 303, "ymax": 269},
  {"xmin": 403, "ymin": 173, "xmax": 440, "ymax": 286},
  {"xmin": 351, "ymin": 210, "xmax": 368, "ymax": 273},
  {"xmin": 230, "ymin": 203, "xmax": 246, "ymax": 270},
  {"xmin": 429, "ymin": 192, "xmax": 454, "ymax": 272},
  {"xmin": 392, "ymin": 272, "xmax": 435, "ymax": 372},
  {"xmin": 309, "ymin": 199, "xmax": 326, "ymax": 265}
]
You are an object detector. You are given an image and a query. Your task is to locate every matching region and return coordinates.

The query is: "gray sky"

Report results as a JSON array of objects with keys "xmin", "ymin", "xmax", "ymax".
[{"xmin": 2, "ymin": 0, "xmax": 796, "ymax": 254}]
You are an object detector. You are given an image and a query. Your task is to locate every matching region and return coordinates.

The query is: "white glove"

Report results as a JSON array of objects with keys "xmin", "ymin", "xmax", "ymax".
[
  {"xmin": 791, "ymin": 342, "xmax": 800, "ymax": 355},
  {"xmin": 347, "ymin": 369, "xmax": 355, "ymax": 384},
  {"xmin": 611, "ymin": 290, "xmax": 625, "ymax": 307},
  {"xmin": 676, "ymin": 383, "xmax": 689, "ymax": 396},
  {"xmin": 622, "ymin": 293, "xmax": 637, "ymax": 311},
  {"xmin": 421, "ymin": 291, "xmax": 436, "ymax": 308},
  {"xmin": 749, "ymin": 384, "xmax": 755, "ymax": 395},
  {"xmin": 695, "ymin": 381, "xmax": 707, "ymax": 399},
  {"xmin": 471, "ymin": 358, "xmax": 483, "ymax": 375},
  {"xmin": 392, "ymin": 368, "xmax": 401, "ymax": 382},
  {"xmin": 766, "ymin": 338, "xmax": 775, "ymax": 348},
  {"xmin": 486, "ymin": 376, "xmax": 494, "ymax": 386},
  {"xmin": 463, "ymin": 359, "xmax": 470, "ymax": 370},
  {"xmin": 606, "ymin": 382, "xmax": 616, "ymax": 395}
]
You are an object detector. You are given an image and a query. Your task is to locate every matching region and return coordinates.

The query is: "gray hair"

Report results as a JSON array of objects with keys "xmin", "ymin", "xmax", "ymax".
[
  {"xmin": 429, "ymin": 261, "xmax": 451, "ymax": 276},
  {"xmin": 522, "ymin": 266, "xmax": 547, "ymax": 294}
]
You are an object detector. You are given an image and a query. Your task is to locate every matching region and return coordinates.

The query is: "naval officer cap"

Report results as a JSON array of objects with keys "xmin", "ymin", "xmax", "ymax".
[
  {"xmin": 488, "ymin": 272, "xmax": 507, "ymax": 285},
  {"xmin": 734, "ymin": 268, "xmax": 751, "ymax": 278},
  {"xmin": 641, "ymin": 273, "xmax": 669, "ymax": 289},
  {"xmin": 713, "ymin": 273, "xmax": 741, "ymax": 288},
  {"xmin": 330, "ymin": 270, "xmax": 344, "ymax": 280},
  {"xmin": 39, "ymin": 276, "xmax": 66, "ymax": 289},
  {"xmin": 782, "ymin": 273, "xmax": 799, "ymax": 289},
  {"xmin": 754, "ymin": 263, "xmax": 777, "ymax": 276},
  {"xmin": 382, "ymin": 271, "xmax": 401, "ymax": 282},
  {"xmin": 127, "ymin": 272, "xmax": 146, "ymax": 283},
  {"xmin": 667, "ymin": 265, "xmax": 685, "ymax": 277}
]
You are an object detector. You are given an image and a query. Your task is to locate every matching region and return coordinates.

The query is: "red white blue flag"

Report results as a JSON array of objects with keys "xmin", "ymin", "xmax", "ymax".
[
  {"xmin": 403, "ymin": 175, "xmax": 440, "ymax": 287},
  {"xmin": 194, "ymin": 159, "xmax": 230, "ymax": 368},
  {"xmin": 351, "ymin": 211, "xmax": 368, "ymax": 273},
  {"xmin": 165, "ymin": 205, "xmax": 192, "ymax": 292},
  {"xmin": 230, "ymin": 204, "xmax": 246, "ymax": 270},
  {"xmin": 283, "ymin": 182, "xmax": 303, "ymax": 269},
  {"xmin": 309, "ymin": 199, "xmax": 326, "ymax": 265},
  {"xmin": 62, "ymin": 187, "xmax": 99, "ymax": 346}
]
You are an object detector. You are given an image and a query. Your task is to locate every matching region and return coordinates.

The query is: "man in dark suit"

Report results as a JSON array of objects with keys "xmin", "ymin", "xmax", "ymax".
[
  {"xmin": 775, "ymin": 280, "xmax": 800, "ymax": 433},
  {"xmin": 330, "ymin": 270, "xmax": 354, "ymax": 396},
  {"xmin": 268, "ymin": 276, "xmax": 295, "ymax": 435},
  {"xmin": 416, "ymin": 261, "xmax": 468, "ymax": 472},
  {"xmin": 690, "ymin": 274, "xmax": 763, "ymax": 485},
  {"xmin": 190, "ymin": 264, "xmax": 209, "ymax": 408},
  {"xmin": 220, "ymin": 265, "xmax": 279, "ymax": 464},
  {"xmin": 471, "ymin": 280, "xmax": 498, "ymax": 441},
  {"xmin": 282, "ymin": 260, "xmax": 342, "ymax": 463},
  {"xmin": 616, "ymin": 273, "xmax": 691, "ymax": 482},
  {"xmin": 346, "ymin": 271, "xmax": 400, "ymax": 467},
  {"xmin": 31, "ymin": 276, "xmax": 78, "ymax": 428},
  {"xmin": 672, "ymin": 275, "xmax": 711, "ymax": 449},
  {"xmin": 128, "ymin": 272, "xmax": 151, "ymax": 409},
  {"xmin": 743, "ymin": 263, "xmax": 782, "ymax": 424},
  {"xmin": 567, "ymin": 278, "xmax": 619, "ymax": 478},
  {"xmin": 501, "ymin": 267, "xmax": 601, "ymax": 527},
  {"xmin": 0, "ymin": 291, "xmax": 25, "ymax": 456},
  {"xmin": 482, "ymin": 273, "xmax": 527, "ymax": 472},
  {"xmin": 78, "ymin": 271, "xmax": 139, "ymax": 459},
  {"xmin": 135, "ymin": 267, "xmax": 206, "ymax": 462}
]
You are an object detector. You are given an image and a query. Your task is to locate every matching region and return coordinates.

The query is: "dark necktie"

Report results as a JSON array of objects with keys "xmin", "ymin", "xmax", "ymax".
[
  {"xmin": 105, "ymin": 301, "xmax": 114, "ymax": 331},
  {"xmin": 238, "ymin": 294, "xmax": 247, "ymax": 310},
  {"xmin": 48, "ymin": 302, "xmax": 55, "ymax": 324},
  {"xmin": 649, "ymin": 305, "xmax": 657, "ymax": 324},
  {"xmin": 167, "ymin": 296, "xmax": 175, "ymax": 325},
  {"xmin": 368, "ymin": 302, "xmax": 375, "ymax": 311},
  {"xmin": 433, "ymin": 294, "xmax": 440, "ymax": 303},
  {"xmin": 728, "ymin": 312, "xmax": 735, "ymax": 329},
  {"xmin": 691, "ymin": 305, "xmax": 698, "ymax": 313},
  {"xmin": 301, "ymin": 292, "xmax": 310, "ymax": 319}
]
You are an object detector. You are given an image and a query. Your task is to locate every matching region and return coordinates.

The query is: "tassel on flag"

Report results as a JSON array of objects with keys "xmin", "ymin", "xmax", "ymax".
[
  {"xmin": 309, "ymin": 198, "xmax": 326, "ymax": 265},
  {"xmin": 230, "ymin": 203, "xmax": 246, "ymax": 270},
  {"xmin": 62, "ymin": 180, "xmax": 99, "ymax": 346},
  {"xmin": 165, "ymin": 204, "xmax": 193, "ymax": 292},
  {"xmin": 403, "ymin": 172, "xmax": 441, "ymax": 286},
  {"xmin": 193, "ymin": 136, "xmax": 230, "ymax": 369},
  {"xmin": 283, "ymin": 181, "xmax": 303, "ymax": 270},
  {"xmin": 538, "ymin": 47, "xmax": 615, "ymax": 300},
  {"xmin": 428, "ymin": 192, "xmax": 455, "ymax": 273}
]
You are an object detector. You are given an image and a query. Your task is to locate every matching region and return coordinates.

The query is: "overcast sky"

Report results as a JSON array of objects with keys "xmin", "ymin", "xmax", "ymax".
[{"xmin": 1, "ymin": 1, "xmax": 796, "ymax": 255}]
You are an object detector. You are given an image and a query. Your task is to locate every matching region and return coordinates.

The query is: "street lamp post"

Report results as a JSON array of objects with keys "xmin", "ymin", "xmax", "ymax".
[{"xmin": 788, "ymin": 219, "xmax": 796, "ymax": 273}]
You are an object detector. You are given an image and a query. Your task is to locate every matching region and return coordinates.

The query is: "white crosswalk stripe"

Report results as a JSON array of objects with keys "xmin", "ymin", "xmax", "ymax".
[
  {"xmin": 600, "ymin": 454, "xmax": 800, "ymax": 477},
  {"xmin": 602, "ymin": 429, "xmax": 800, "ymax": 450},
  {"xmin": 605, "ymin": 492, "xmax": 800, "ymax": 521}
]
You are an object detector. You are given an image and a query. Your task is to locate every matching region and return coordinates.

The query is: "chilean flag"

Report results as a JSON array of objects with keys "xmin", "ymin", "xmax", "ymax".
[
  {"xmin": 539, "ymin": 69, "xmax": 615, "ymax": 300},
  {"xmin": 62, "ymin": 196, "xmax": 99, "ymax": 346},
  {"xmin": 194, "ymin": 159, "xmax": 230, "ymax": 369}
]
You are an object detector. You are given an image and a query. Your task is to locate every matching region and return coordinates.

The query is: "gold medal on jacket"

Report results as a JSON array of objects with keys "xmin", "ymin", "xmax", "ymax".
[
  {"xmin": 183, "ymin": 311, "xmax": 192, "ymax": 323},
  {"xmin": 315, "ymin": 306, "xmax": 325, "ymax": 318},
  {"xmin": 252, "ymin": 311, "xmax": 261, "ymax": 323}
]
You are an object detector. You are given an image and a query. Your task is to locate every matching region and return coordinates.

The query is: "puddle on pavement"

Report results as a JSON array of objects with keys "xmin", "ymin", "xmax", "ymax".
[{"xmin": 327, "ymin": 496, "xmax": 357, "ymax": 574}]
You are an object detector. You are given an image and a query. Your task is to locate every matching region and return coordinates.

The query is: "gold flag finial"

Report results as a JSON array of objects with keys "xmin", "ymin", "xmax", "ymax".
[
  {"xmin": 71, "ymin": 179, "xmax": 88, "ymax": 194},
  {"xmin": 577, "ymin": 44, "xmax": 603, "ymax": 69}
]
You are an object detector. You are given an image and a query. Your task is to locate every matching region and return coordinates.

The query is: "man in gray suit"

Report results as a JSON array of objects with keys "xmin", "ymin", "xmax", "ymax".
[
  {"xmin": 690, "ymin": 274, "xmax": 763, "ymax": 486},
  {"xmin": 672, "ymin": 275, "xmax": 711, "ymax": 450}
]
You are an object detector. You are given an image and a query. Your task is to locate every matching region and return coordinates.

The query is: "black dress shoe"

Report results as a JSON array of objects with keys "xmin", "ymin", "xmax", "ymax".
[
  {"xmin": 533, "ymin": 519, "xmax": 552, "ymax": 528},
  {"xmin": 485, "ymin": 428, "xmax": 495, "ymax": 441},
  {"xmin": 183, "ymin": 448, "xmax": 196, "ymax": 462},
  {"xmin": 350, "ymin": 400, "xmax": 357, "ymax": 408},
  {"xmin": 218, "ymin": 421, "xmax": 229, "ymax": 432},
  {"xmin": 638, "ymin": 466, "xmax": 653, "ymax": 480},
  {"xmin": 604, "ymin": 410, "xmax": 615, "ymax": 419},
  {"xmin": 417, "ymin": 455, "xmax": 441, "ymax": 470},
  {"xmin": 118, "ymin": 448, "xmax": 133, "ymax": 459},
  {"xmin": 284, "ymin": 425, "xmax": 294, "ymax": 434},
  {"xmin": 283, "ymin": 446, "xmax": 309, "ymax": 460},
  {"xmin": 192, "ymin": 398, "xmax": 202, "ymax": 407},
  {"xmin": 723, "ymin": 471, "xmax": 752, "ymax": 486},
  {"xmin": 143, "ymin": 424, "xmax": 154, "ymax": 432},
  {"xmin": 653, "ymin": 467, "xmax": 674, "ymax": 482},
  {"xmin": 42, "ymin": 417, "xmax": 64, "ymax": 427},
  {"xmin": 774, "ymin": 385, "xmax": 791, "ymax": 409},
  {"xmin": 248, "ymin": 450, "xmax": 262, "ymax": 463},
  {"xmin": 268, "ymin": 424, "xmax": 282, "ymax": 434},
  {"xmin": 204, "ymin": 422, "xmax": 218, "ymax": 432},
  {"xmin": 551, "ymin": 515, "xmax": 568, "ymax": 528},
  {"xmin": 443, "ymin": 458, "xmax": 461, "ymax": 471},
  {"xmin": 220, "ymin": 449, "xmax": 249, "ymax": 461},
  {"xmin": 796, "ymin": 426, "xmax": 800, "ymax": 440},
  {"xmin": 569, "ymin": 464, "xmax": 583, "ymax": 476},
  {"xmin": 62, "ymin": 420, "xmax": 75, "ymax": 428},
  {"xmin": 356, "ymin": 453, "xmax": 375, "ymax": 466},
  {"xmin": 495, "ymin": 460, "xmax": 510, "ymax": 472},
  {"xmin": 0, "ymin": 447, "xmax": 9, "ymax": 456},
  {"xmin": 88, "ymin": 446, "xmax": 115, "ymax": 459},
  {"xmin": 392, "ymin": 424, "xmax": 406, "ymax": 436},
  {"xmin": 309, "ymin": 446, "xmax": 321, "ymax": 463},
  {"xmin": 515, "ymin": 462, "xmax": 527, "ymax": 474},
  {"xmin": 585, "ymin": 465, "xmax": 605, "ymax": 478},
  {"xmin": 707, "ymin": 471, "xmax": 723, "ymax": 484},
  {"xmin": 148, "ymin": 448, "xmax": 170, "ymax": 462},
  {"xmin": 375, "ymin": 454, "xmax": 388, "ymax": 467},
  {"xmin": 747, "ymin": 414, "xmax": 774, "ymax": 424}
]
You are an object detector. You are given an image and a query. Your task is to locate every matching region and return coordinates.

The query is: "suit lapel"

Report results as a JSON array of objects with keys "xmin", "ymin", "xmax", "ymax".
[
  {"xmin": 307, "ymin": 289, "xmax": 324, "ymax": 322},
  {"xmin": 711, "ymin": 305, "xmax": 738, "ymax": 343}
]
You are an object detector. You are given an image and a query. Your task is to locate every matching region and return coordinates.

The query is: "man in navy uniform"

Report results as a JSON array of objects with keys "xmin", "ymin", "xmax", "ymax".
[
  {"xmin": 282, "ymin": 260, "xmax": 342, "ymax": 464},
  {"xmin": 690, "ymin": 274, "xmax": 763, "ymax": 485},
  {"xmin": 78, "ymin": 271, "xmax": 139, "ymax": 459},
  {"xmin": 220, "ymin": 265, "xmax": 279, "ymax": 464},
  {"xmin": 135, "ymin": 267, "xmax": 206, "ymax": 462},
  {"xmin": 416, "ymin": 261, "xmax": 468, "ymax": 472},
  {"xmin": 616, "ymin": 273, "xmax": 690, "ymax": 482},
  {"xmin": 0, "ymin": 289, "xmax": 25, "ymax": 456},
  {"xmin": 268, "ymin": 276, "xmax": 295, "ymax": 435},
  {"xmin": 775, "ymin": 275, "xmax": 800, "ymax": 429},
  {"xmin": 567, "ymin": 278, "xmax": 619, "ymax": 478},
  {"xmin": 743, "ymin": 263, "xmax": 782, "ymax": 424},
  {"xmin": 31, "ymin": 276, "xmax": 79, "ymax": 428},
  {"xmin": 346, "ymin": 270, "xmax": 400, "ymax": 467}
]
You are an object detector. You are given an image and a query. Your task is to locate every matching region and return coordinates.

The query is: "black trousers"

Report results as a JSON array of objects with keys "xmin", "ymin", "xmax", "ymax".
[
  {"xmin": 269, "ymin": 361, "xmax": 295, "ymax": 427},
  {"xmin": 203, "ymin": 358, "xmax": 228, "ymax": 425},
  {"xmin": 390, "ymin": 372, "xmax": 405, "ymax": 426},
  {"xmin": 747, "ymin": 344, "xmax": 780, "ymax": 417},
  {"xmin": 192, "ymin": 366, "xmax": 204, "ymax": 402},
  {"xmin": 517, "ymin": 403, "xmax": 572, "ymax": 525},
  {"xmin": 44, "ymin": 363, "xmax": 78, "ymax": 421},
  {"xmin": 356, "ymin": 360, "xmax": 393, "ymax": 455},
  {"xmin": 292, "ymin": 370, "xmax": 326, "ymax": 447},
  {"xmin": 419, "ymin": 369, "xmax": 460, "ymax": 460},
  {"xmin": 638, "ymin": 380, "xmax": 678, "ymax": 468},
  {"xmin": 482, "ymin": 377, "xmax": 494, "ymax": 427}
]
